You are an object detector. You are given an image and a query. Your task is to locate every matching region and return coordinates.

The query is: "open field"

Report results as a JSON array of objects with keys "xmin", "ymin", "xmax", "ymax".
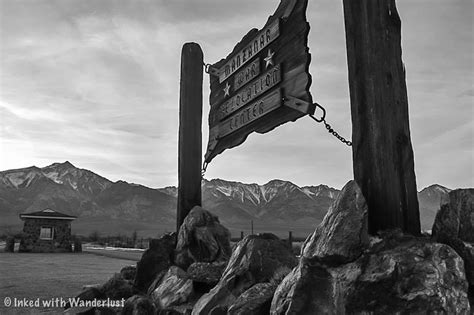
[
  {"xmin": 1, "ymin": 213, "xmax": 318, "ymax": 240},
  {"xmin": 83, "ymin": 246, "xmax": 144, "ymax": 261},
  {"xmin": 0, "ymin": 252, "xmax": 137, "ymax": 314}
]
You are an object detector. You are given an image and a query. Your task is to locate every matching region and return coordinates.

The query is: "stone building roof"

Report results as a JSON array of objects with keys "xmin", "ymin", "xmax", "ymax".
[{"xmin": 19, "ymin": 208, "xmax": 77, "ymax": 221}]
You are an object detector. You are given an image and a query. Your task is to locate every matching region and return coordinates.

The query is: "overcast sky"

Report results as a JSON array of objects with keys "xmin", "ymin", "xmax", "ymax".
[{"xmin": 0, "ymin": 0, "xmax": 472, "ymax": 190}]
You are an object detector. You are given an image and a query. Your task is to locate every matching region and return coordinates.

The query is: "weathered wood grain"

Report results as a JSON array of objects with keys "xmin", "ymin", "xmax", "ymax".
[
  {"xmin": 177, "ymin": 43, "xmax": 203, "ymax": 232},
  {"xmin": 205, "ymin": 0, "xmax": 313, "ymax": 163},
  {"xmin": 343, "ymin": 0, "xmax": 420, "ymax": 235}
]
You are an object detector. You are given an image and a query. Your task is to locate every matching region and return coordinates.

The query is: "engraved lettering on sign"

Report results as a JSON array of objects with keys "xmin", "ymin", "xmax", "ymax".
[
  {"xmin": 219, "ymin": 65, "xmax": 281, "ymax": 120},
  {"xmin": 234, "ymin": 59, "xmax": 260, "ymax": 91},
  {"xmin": 219, "ymin": 89, "xmax": 282, "ymax": 137},
  {"xmin": 219, "ymin": 19, "xmax": 279, "ymax": 83}
]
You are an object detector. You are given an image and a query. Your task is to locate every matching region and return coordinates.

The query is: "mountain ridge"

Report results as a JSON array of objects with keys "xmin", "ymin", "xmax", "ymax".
[{"xmin": 0, "ymin": 162, "xmax": 454, "ymax": 236}]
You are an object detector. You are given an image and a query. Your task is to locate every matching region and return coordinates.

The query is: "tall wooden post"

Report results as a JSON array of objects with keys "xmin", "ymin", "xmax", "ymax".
[
  {"xmin": 177, "ymin": 43, "xmax": 203, "ymax": 232},
  {"xmin": 343, "ymin": 0, "xmax": 420, "ymax": 235}
]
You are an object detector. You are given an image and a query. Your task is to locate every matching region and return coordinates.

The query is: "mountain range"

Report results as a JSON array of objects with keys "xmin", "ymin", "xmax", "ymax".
[{"xmin": 0, "ymin": 161, "xmax": 452, "ymax": 238}]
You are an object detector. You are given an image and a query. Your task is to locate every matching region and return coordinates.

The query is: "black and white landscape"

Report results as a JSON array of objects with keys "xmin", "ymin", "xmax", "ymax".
[{"xmin": 0, "ymin": 161, "xmax": 452, "ymax": 237}]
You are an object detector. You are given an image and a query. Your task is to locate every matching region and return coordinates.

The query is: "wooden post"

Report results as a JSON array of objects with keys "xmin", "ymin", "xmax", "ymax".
[
  {"xmin": 251, "ymin": 220, "xmax": 254, "ymax": 235},
  {"xmin": 288, "ymin": 231, "xmax": 293, "ymax": 248},
  {"xmin": 177, "ymin": 43, "xmax": 203, "ymax": 233},
  {"xmin": 343, "ymin": 0, "xmax": 420, "ymax": 235},
  {"xmin": 240, "ymin": 231, "xmax": 244, "ymax": 240}
]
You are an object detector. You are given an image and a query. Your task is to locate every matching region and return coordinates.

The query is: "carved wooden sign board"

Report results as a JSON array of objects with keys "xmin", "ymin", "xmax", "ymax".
[{"xmin": 204, "ymin": 0, "xmax": 314, "ymax": 163}]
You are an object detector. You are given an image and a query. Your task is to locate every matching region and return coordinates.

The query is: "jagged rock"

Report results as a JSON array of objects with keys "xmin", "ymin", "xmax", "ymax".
[
  {"xmin": 122, "ymin": 295, "xmax": 157, "ymax": 315},
  {"xmin": 271, "ymin": 259, "xmax": 352, "ymax": 314},
  {"xmin": 175, "ymin": 206, "xmax": 231, "ymax": 270},
  {"xmin": 431, "ymin": 188, "xmax": 474, "ymax": 301},
  {"xmin": 208, "ymin": 306, "xmax": 227, "ymax": 315},
  {"xmin": 347, "ymin": 240, "xmax": 470, "ymax": 313},
  {"xmin": 146, "ymin": 270, "xmax": 168, "ymax": 296},
  {"xmin": 432, "ymin": 188, "xmax": 473, "ymax": 242},
  {"xmin": 101, "ymin": 273, "xmax": 134, "ymax": 300},
  {"xmin": 271, "ymin": 235, "xmax": 471, "ymax": 314},
  {"xmin": 192, "ymin": 233, "xmax": 297, "ymax": 315},
  {"xmin": 464, "ymin": 242, "xmax": 474, "ymax": 285},
  {"xmin": 120, "ymin": 266, "xmax": 136, "ymax": 281},
  {"xmin": 228, "ymin": 282, "xmax": 276, "ymax": 315},
  {"xmin": 134, "ymin": 232, "xmax": 176, "ymax": 292},
  {"xmin": 187, "ymin": 261, "xmax": 226, "ymax": 293},
  {"xmin": 301, "ymin": 180, "xmax": 369, "ymax": 264},
  {"xmin": 434, "ymin": 237, "xmax": 474, "ymax": 287},
  {"xmin": 150, "ymin": 266, "xmax": 194, "ymax": 309}
]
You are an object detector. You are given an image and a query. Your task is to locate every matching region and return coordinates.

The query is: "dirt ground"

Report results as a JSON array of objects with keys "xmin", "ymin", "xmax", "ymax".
[{"xmin": 0, "ymin": 252, "xmax": 137, "ymax": 314}]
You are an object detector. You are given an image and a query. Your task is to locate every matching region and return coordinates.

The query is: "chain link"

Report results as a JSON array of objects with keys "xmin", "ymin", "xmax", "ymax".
[
  {"xmin": 309, "ymin": 103, "xmax": 352, "ymax": 147},
  {"xmin": 322, "ymin": 120, "xmax": 352, "ymax": 146}
]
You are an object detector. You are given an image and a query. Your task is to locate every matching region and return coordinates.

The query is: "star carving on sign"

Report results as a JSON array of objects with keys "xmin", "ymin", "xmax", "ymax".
[
  {"xmin": 223, "ymin": 82, "xmax": 231, "ymax": 97},
  {"xmin": 264, "ymin": 49, "xmax": 275, "ymax": 68}
]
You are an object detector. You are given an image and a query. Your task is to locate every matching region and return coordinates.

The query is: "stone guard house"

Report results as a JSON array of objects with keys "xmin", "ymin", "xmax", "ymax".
[{"xmin": 19, "ymin": 208, "xmax": 77, "ymax": 253}]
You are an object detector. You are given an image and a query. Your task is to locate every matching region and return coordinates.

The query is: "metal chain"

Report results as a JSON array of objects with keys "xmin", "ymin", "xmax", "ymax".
[{"xmin": 309, "ymin": 103, "xmax": 352, "ymax": 147}]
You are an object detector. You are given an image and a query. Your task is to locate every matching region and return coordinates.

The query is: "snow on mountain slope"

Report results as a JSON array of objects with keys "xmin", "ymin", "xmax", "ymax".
[
  {"xmin": 1, "ymin": 167, "xmax": 43, "ymax": 188},
  {"xmin": 0, "ymin": 162, "xmax": 457, "ymax": 236}
]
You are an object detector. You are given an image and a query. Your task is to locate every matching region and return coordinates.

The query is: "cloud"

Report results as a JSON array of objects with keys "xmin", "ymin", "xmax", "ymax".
[{"xmin": 0, "ymin": 0, "xmax": 472, "ymax": 190}]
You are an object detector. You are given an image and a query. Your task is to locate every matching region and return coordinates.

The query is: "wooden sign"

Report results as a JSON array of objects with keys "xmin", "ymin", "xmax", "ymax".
[{"xmin": 205, "ymin": 0, "xmax": 314, "ymax": 163}]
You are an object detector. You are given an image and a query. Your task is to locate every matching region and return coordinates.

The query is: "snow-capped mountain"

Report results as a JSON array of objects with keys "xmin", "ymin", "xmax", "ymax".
[
  {"xmin": 194, "ymin": 179, "xmax": 339, "ymax": 225},
  {"xmin": 41, "ymin": 161, "xmax": 112, "ymax": 196},
  {"xmin": 0, "ymin": 162, "xmax": 176, "ymax": 235},
  {"xmin": 1, "ymin": 161, "xmax": 111, "ymax": 195},
  {"xmin": 0, "ymin": 162, "xmax": 454, "ymax": 236}
]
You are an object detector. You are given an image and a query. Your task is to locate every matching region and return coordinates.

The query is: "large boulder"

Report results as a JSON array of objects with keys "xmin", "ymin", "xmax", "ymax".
[
  {"xmin": 271, "ymin": 183, "xmax": 471, "ymax": 314},
  {"xmin": 432, "ymin": 188, "xmax": 473, "ymax": 301},
  {"xmin": 175, "ymin": 206, "xmax": 232, "ymax": 270},
  {"xmin": 463, "ymin": 242, "xmax": 474, "ymax": 285},
  {"xmin": 346, "ymin": 239, "xmax": 470, "ymax": 314},
  {"xmin": 192, "ymin": 233, "xmax": 297, "ymax": 315},
  {"xmin": 227, "ymin": 282, "xmax": 276, "ymax": 315},
  {"xmin": 187, "ymin": 261, "xmax": 227, "ymax": 293},
  {"xmin": 101, "ymin": 273, "xmax": 134, "ymax": 300},
  {"xmin": 134, "ymin": 232, "xmax": 176, "ymax": 292},
  {"xmin": 432, "ymin": 188, "xmax": 473, "ymax": 242},
  {"xmin": 301, "ymin": 180, "xmax": 369, "ymax": 264},
  {"xmin": 271, "ymin": 234, "xmax": 471, "ymax": 314},
  {"xmin": 150, "ymin": 266, "xmax": 195, "ymax": 309}
]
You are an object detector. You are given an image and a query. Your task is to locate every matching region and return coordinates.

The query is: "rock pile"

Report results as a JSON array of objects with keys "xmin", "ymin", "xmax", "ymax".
[
  {"xmin": 134, "ymin": 233, "xmax": 176, "ymax": 292},
  {"xmin": 270, "ymin": 181, "xmax": 471, "ymax": 314},
  {"xmin": 192, "ymin": 233, "xmax": 297, "ymax": 314},
  {"xmin": 174, "ymin": 206, "xmax": 232, "ymax": 270},
  {"xmin": 68, "ymin": 183, "xmax": 473, "ymax": 314},
  {"xmin": 67, "ymin": 206, "xmax": 234, "ymax": 314}
]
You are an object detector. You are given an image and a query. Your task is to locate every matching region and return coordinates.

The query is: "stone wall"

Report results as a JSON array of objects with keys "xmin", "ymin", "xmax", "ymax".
[{"xmin": 19, "ymin": 218, "xmax": 73, "ymax": 253}]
